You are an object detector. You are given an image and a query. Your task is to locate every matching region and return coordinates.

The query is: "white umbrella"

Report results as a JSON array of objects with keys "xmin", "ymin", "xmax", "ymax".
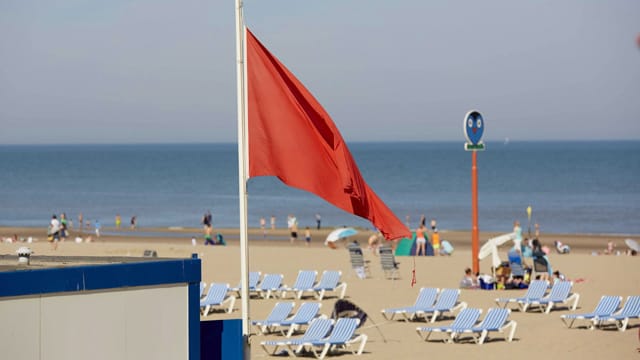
[
  {"xmin": 478, "ymin": 232, "xmax": 516, "ymax": 269},
  {"xmin": 625, "ymin": 238, "xmax": 639, "ymax": 252},
  {"xmin": 325, "ymin": 227, "xmax": 358, "ymax": 246}
]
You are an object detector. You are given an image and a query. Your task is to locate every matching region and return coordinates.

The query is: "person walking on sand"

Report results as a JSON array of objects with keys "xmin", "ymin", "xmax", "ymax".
[
  {"xmin": 315, "ymin": 213, "xmax": 322, "ymax": 230},
  {"xmin": 49, "ymin": 214, "xmax": 61, "ymax": 250},
  {"xmin": 115, "ymin": 214, "xmax": 121, "ymax": 229},
  {"xmin": 270, "ymin": 215, "xmax": 276, "ymax": 230},
  {"xmin": 305, "ymin": 226, "xmax": 312, "ymax": 246},
  {"xmin": 130, "ymin": 215, "xmax": 137, "ymax": 229},
  {"xmin": 287, "ymin": 214, "xmax": 298, "ymax": 244},
  {"xmin": 415, "ymin": 224, "xmax": 427, "ymax": 256}
]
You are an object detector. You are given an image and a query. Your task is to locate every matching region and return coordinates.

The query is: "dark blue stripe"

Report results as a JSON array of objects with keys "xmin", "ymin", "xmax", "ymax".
[{"xmin": 0, "ymin": 258, "xmax": 200, "ymax": 297}]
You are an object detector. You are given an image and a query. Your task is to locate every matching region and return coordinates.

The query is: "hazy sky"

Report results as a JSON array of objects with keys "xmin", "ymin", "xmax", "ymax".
[{"xmin": 1, "ymin": 1, "xmax": 639, "ymax": 144}]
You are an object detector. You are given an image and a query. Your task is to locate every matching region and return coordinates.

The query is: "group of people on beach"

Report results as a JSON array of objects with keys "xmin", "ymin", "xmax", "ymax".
[{"xmin": 414, "ymin": 215, "xmax": 443, "ymax": 256}]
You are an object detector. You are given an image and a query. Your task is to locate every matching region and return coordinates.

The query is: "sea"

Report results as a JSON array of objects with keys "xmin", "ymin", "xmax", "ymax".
[{"xmin": 0, "ymin": 141, "xmax": 638, "ymax": 236}]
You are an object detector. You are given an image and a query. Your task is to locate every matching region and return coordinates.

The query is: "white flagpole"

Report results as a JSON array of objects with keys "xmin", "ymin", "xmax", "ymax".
[{"xmin": 235, "ymin": 0, "xmax": 251, "ymax": 357}]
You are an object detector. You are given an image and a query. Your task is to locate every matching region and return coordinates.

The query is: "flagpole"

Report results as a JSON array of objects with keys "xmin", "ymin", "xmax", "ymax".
[{"xmin": 235, "ymin": 0, "xmax": 251, "ymax": 357}]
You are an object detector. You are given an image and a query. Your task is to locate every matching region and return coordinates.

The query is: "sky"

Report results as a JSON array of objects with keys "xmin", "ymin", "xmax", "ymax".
[{"xmin": 1, "ymin": 0, "xmax": 639, "ymax": 144}]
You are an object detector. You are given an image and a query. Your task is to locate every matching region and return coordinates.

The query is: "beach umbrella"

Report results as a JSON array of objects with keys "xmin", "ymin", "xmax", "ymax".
[
  {"xmin": 625, "ymin": 238, "xmax": 639, "ymax": 252},
  {"xmin": 325, "ymin": 227, "xmax": 358, "ymax": 243},
  {"xmin": 478, "ymin": 232, "xmax": 515, "ymax": 268}
]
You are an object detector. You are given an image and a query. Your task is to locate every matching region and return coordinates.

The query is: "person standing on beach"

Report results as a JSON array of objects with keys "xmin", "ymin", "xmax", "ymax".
[
  {"xmin": 415, "ymin": 224, "xmax": 427, "ymax": 256},
  {"xmin": 420, "ymin": 214, "xmax": 426, "ymax": 227},
  {"xmin": 430, "ymin": 219, "xmax": 440, "ymax": 255},
  {"xmin": 202, "ymin": 211, "xmax": 212, "ymax": 228},
  {"xmin": 204, "ymin": 224, "xmax": 214, "ymax": 245},
  {"xmin": 60, "ymin": 213, "xmax": 68, "ymax": 242},
  {"xmin": 260, "ymin": 217, "xmax": 266, "ymax": 238},
  {"xmin": 305, "ymin": 226, "xmax": 311, "ymax": 246},
  {"xmin": 270, "ymin": 215, "xmax": 276, "ymax": 230},
  {"xmin": 513, "ymin": 220, "xmax": 523, "ymax": 251},
  {"xmin": 115, "ymin": 214, "xmax": 121, "ymax": 229},
  {"xmin": 95, "ymin": 220, "xmax": 101, "ymax": 238},
  {"xmin": 78, "ymin": 213, "xmax": 83, "ymax": 232},
  {"xmin": 130, "ymin": 216, "xmax": 137, "ymax": 229},
  {"xmin": 288, "ymin": 214, "xmax": 298, "ymax": 244},
  {"xmin": 315, "ymin": 213, "xmax": 322, "ymax": 230}
]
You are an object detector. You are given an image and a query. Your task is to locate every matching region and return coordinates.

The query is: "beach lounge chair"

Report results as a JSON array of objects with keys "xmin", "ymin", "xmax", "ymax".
[
  {"xmin": 415, "ymin": 288, "xmax": 468, "ymax": 323},
  {"xmin": 256, "ymin": 273, "xmax": 284, "ymax": 299},
  {"xmin": 200, "ymin": 281, "xmax": 207, "ymax": 299},
  {"xmin": 260, "ymin": 318, "xmax": 334, "ymax": 356},
  {"xmin": 379, "ymin": 245, "xmax": 400, "ymax": 279},
  {"xmin": 313, "ymin": 270, "xmax": 347, "ymax": 300},
  {"xmin": 276, "ymin": 302, "xmax": 324, "ymax": 337},
  {"xmin": 381, "ymin": 287, "xmax": 440, "ymax": 321},
  {"xmin": 229, "ymin": 271, "xmax": 261, "ymax": 298},
  {"xmin": 453, "ymin": 308, "xmax": 517, "ymax": 344},
  {"xmin": 495, "ymin": 280, "xmax": 549, "ymax": 312},
  {"xmin": 279, "ymin": 270, "xmax": 318, "ymax": 299},
  {"xmin": 593, "ymin": 295, "xmax": 640, "ymax": 331},
  {"xmin": 560, "ymin": 295, "xmax": 622, "ymax": 329},
  {"xmin": 527, "ymin": 281, "xmax": 580, "ymax": 314},
  {"xmin": 252, "ymin": 301, "xmax": 296, "ymax": 335},
  {"xmin": 348, "ymin": 244, "xmax": 370, "ymax": 279},
  {"xmin": 301, "ymin": 318, "xmax": 368, "ymax": 359},
  {"xmin": 200, "ymin": 283, "xmax": 236, "ymax": 315},
  {"xmin": 416, "ymin": 308, "xmax": 482, "ymax": 342}
]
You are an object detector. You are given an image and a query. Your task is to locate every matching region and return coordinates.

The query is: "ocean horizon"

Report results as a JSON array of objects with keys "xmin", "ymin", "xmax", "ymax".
[{"xmin": 1, "ymin": 140, "xmax": 638, "ymax": 236}]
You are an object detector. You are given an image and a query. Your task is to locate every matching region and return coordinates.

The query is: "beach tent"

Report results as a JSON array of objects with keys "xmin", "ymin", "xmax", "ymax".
[
  {"xmin": 395, "ymin": 232, "xmax": 434, "ymax": 257},
  {"xmin": 478, "ymin": 233, "xmax": 516, "ymax": 269}
]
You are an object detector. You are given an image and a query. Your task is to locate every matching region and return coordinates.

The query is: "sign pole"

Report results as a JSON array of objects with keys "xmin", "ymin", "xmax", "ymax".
[
  {"xmin": 463, "ymin": 110, "xmax": 485, "ymax": 275},
  {"xmin": 471, "ymin": 151, "xmax": 479, "ymax": 274}
]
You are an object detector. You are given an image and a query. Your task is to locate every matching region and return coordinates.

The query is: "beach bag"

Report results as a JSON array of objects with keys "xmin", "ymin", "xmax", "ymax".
[{"xmin": 216, "ymin": 233, "xmax": 225, "ymax": 246}]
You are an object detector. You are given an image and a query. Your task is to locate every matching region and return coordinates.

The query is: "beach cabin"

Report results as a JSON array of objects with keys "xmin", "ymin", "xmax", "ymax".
[{"xmin": 0, "ymin": 253, "xmax": 241, "ymax": 360}]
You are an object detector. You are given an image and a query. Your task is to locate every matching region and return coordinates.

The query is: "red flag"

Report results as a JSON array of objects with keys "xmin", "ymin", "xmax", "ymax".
[{"xmin": 246, "ymin": 28, "xmax": 410, "ymax": 241}]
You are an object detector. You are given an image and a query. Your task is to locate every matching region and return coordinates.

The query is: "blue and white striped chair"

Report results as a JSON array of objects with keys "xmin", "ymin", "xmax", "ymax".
[
  {"xmin": 415, "ymin": 288, "xmax": 467, "ymax": 322},
  {"xmin": 454, "ymin": 308, "xmax": 517, "ymax": 344},
  {"xmin": 495, "ymin": 279, "xmax": 549, "ymax": 312},
  {"xmin": 256, "ymin": 273, "xmax": 284, "ymax": 299},
  {"xmin": 594, "ymin": 295, "xmax": 640, "ymax": 331},
  {"xmin": 200, "ymin": 283, "xmax": 236, "ymax": 315},
  {"xmin": 279, "ymin": 270, "xmax": 318, "ymax": 299},
  {"xmin": 251, "ymin": 301, "xmax": 295, "ymax": 334},
  {"xmin": 277, "ymin": 302, "xmax": 324, "ymax": 337},
  {"xmin": 560, "ymin": 295, "xmax": 622, "ymax": 329},
  {"xmin": 260, "ymin": 318, "xmax": 334, "ymax": 356},
  {"xmin": 313, "ymin": 270, "xmax": 347, "ymax": 300},
  {"xmin": 416, "ymin": 308, "xmax": 482, "ymax": 342},
  {"xmin": 304, "ymin": 318, "xmax": 368, "ymax": 359},
  {"xmin": 381, "ymin": 287, "xmax": 439, "ymax": 321},
  {"xmin": 528, "ymin": 281, "xmax": 580, "ymax": 314}
]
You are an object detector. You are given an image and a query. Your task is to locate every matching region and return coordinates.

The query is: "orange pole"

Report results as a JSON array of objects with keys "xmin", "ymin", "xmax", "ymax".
[{"xmin": 471, "ymin": 151, "xmax": 479, "ymax": 274}]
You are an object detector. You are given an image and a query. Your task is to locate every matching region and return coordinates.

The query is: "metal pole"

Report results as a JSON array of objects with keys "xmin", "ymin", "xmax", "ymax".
[
  {"xmin": 471, "ymin": 150, "xmax": 479, "ymax": 274},
  {"xmin": 235, "ymin": 0, "xmax": 251, "ymax": 358}
]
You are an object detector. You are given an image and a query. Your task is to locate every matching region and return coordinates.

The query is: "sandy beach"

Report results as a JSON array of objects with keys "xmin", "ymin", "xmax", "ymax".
[{"xmin": 1, "ymin": 226, "xmax": 639, "ymax": 359}]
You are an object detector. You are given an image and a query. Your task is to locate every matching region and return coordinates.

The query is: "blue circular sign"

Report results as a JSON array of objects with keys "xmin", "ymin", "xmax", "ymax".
[{"xmin": 464, "ymin": 110, "xmax": 484, "ymax": 145}]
